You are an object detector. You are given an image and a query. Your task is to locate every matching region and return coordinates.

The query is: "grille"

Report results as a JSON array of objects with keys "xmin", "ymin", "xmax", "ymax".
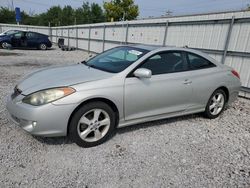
[{"xmin": 11, "ymin": 86, "xmax": 22, "ymax": 99}]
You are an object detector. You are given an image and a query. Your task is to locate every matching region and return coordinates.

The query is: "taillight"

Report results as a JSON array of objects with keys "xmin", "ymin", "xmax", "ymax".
[{"xmin": 231, "ymin": 70, "xmax": 240, "ymax": 79}]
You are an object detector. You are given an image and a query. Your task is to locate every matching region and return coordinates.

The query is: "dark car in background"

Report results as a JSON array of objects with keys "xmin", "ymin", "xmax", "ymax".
[{"xmin": 0, "ymin": 31, "xmax": 52, "ymax": 50}]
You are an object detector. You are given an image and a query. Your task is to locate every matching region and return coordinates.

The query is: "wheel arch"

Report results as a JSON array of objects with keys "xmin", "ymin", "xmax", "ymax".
[
  {"xmin": 215, "ymin": 86, "xmax": 229, "ymax": 103},
  {"xmin": 67, "ymin": 97, "xmax": 120, "ymax": 135}
]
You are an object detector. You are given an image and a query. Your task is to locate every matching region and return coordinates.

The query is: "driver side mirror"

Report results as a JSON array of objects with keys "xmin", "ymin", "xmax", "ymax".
[{"xmin": 134, "ymin": 68, "xmax": 152, "ymax": 78}]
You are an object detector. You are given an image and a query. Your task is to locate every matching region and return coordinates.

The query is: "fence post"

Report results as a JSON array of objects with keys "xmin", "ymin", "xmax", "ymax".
[
  {"xmin": 102, "ymin": 25, "xmax": 106, "ymax": 52},
  {"xmin": 162, "ymin": 21, "xmax": 169, "ymax": 46},
  {"xmin": 125, "ymin": 23, "xmax": 129, "ymax": 44},
  {"xmin": 55, "ymin": 28, "xmax": 58, "ymax": 44},
  {"xmin": 88, "ymin": 26, "xmax": 91, "ymax": 53},
  {"xmin": 75, "ymin": 26, "xmax": 78, "ymax": 49},
  {"xmin": 0, "ymin": 25, "xmax": 2, "ymax": 33},
  {"xmin": 68, "ymin": 28, "xmax": 70, "ymax": 47},
  {"xmin": 222, "ymin": 16, "xmax": 235, "ymax": 64},
  {"xmin": 49, "ymin": 26, "xmax": 52, "ymax": 42}
]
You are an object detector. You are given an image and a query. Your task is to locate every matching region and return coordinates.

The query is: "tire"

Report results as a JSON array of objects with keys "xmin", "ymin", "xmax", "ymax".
[
  {"xmin": 39, "ymin": 43, "xmax": 47, "ymax": 50},
  {"xmin": 1, "ymin": 42, "xmax": 11, "ymax": 49},
  {"xmin": 204, "ymin": 89, "xmax": 226, "ymax": 119},
  {"xmin": 69, "ymin": 102, "xmax": 116, "ymax": 147}
]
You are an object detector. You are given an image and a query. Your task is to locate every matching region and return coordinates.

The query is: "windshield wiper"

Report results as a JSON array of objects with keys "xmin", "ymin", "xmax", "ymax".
[
  {"xmin": 80, "ymin": 60, "xmax": 97, "ymax": 69},
  {"xmin": 80, "ymin": 60, "xmax": 87, "ymax": 65},
  {"xmin": 81, "ymin": 60, "xmax": 92, "ymax": 68},
  {"xmin": 80, "ymin": 60, "xmax": 114, "ymax": 72}
]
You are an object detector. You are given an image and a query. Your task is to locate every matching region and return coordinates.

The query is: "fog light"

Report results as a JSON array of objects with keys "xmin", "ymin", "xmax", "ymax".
[{"xmin": 32, "ymin": 121, "xmax": 37, "ymax": 128}]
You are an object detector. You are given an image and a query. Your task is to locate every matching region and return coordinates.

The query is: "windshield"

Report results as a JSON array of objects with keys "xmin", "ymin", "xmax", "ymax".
[
  {"xmin": 3, "ymin": 30, "xmax": 18, "ymax": 35},
  {"xmin": 85, "ymin": 46, "xmax": 149, "ymax": 73}
]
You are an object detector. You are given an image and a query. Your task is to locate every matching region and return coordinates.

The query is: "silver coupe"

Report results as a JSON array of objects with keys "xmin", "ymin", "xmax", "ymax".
[{"xmin": 6, "ymin": 45, "xmax": 241, "ymax": 147}]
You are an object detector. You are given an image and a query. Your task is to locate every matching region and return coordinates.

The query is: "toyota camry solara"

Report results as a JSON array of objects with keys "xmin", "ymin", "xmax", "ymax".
[{"xmin": 6, "ymin": 45, "xmax": 241, "ymax": 147}]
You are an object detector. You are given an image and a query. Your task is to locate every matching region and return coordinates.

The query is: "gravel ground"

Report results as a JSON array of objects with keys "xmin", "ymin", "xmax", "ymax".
[{"xmin": 0, "ymin": 47, "xmax": 250, "ymax": 188}]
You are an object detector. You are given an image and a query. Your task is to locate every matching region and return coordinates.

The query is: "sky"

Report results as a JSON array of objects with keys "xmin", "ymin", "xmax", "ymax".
[{"xmin": 1, "ymin": 0, "xmax": 250, "ymax": 18}]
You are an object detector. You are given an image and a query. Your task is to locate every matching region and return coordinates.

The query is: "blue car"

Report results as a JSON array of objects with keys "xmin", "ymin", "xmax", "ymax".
[{"xmin": 0, "ymin": 31, "xmax": 52, "ymax": 50}]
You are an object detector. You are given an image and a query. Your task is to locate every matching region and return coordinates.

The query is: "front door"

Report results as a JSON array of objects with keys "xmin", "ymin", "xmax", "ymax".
[
  {"xmin": 124, "ymin": 51, "xmax": 193, "ymax": 120},
  {"xmin": 11, "ymin": 32, "xmax": 23, "ymax": 47}
]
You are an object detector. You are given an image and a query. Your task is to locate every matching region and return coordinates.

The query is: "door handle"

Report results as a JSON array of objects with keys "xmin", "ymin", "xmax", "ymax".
[{"xmin": 183, "ymin": 79, "xmax": 192, "ymax": 84}]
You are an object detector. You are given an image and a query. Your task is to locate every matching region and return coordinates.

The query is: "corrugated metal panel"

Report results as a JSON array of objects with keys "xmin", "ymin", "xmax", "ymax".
[
  {"xmin": 228, "ymin": 22, "xmax": 250, "ymax": 52},
  {"xmin": 78, "ymin": 28, "xmax": 89, "ymax": 39},
  {"xmin": 207, "ymin": 53, "xmax": 222, "ymax": 62},
  {"xmin": 69, "ymin": 28, "xmax": 76, "ymax": 38},
  {"xmin": 90, "ymin": 27, "xmax": 104, "ymax": 40},
  {"xmin": 77, "ymin": 39, "xmax": 88, "ymax": 50},
  {"xmin": 52, "ymin": 29, "xmax": 56, "ymax": 36},
  {"xmin": 69, "ymin": 39, "xmax": 76, "ymax": 47},
  {"xmin": 127, "ymin": 26, "xmax": 165, "ymax": 45},
  {"xmin": 225, "ymin": 56, "xmax": 250, "ymax": 88},
  {"xmin": 105, "ymin": 26, "xmax": 126, "ymax": 42},
  {"xmin": 90, "ymin": 41, "xmax": 103, "ymax": 53},
  {"xmin": 104, "ymin": 42, "xmax": 120, "ymax": 51}
]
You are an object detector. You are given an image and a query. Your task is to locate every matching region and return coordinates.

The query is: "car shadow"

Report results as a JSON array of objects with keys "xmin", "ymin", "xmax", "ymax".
[
  {"xmin": 5, "ymin": 47, "xmax": 56, "ymax": 51},
  {"xmin": 33, "ymin": 136, "xmax": 72, "ymax": 145},
  {"xmin": 33, "ymin": 113, "xmax": 201, "ymax": 146}
]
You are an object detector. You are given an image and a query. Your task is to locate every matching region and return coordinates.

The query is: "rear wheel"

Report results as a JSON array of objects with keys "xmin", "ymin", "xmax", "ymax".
[
  {"xmin": 204, "ymin": 89, "xmax": 226, "ymax": 119},
  {"xmin": 39, "ymin": 43, "xmax": 47, "ymax": 50},
  {"xmin": 69, "ymin": 102, "xmax": 116, "ymax": 147}
]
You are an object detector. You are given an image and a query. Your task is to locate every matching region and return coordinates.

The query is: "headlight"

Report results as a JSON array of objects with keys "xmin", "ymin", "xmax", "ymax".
[{"xmin": 22, "ymin": 87, "xmax": 75, "ymax": 106}]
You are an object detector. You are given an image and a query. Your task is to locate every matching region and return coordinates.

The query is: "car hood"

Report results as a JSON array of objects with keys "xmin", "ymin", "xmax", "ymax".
[
  {"xmin": 0, "ymin": 35, "xmax": 7, "ymax": 39},
  {"xmin": 17, "ymin": 64, "xmax": 114, "ymax": 95}
]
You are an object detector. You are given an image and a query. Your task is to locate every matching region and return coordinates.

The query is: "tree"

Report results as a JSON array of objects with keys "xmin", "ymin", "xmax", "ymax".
[
  {"xmin": 81, "ymin": 2, "xmax": 92, "ymax": 24},
  {"xmin": 91, "ymin": 3, "xmax": 105, "ymax": 23},
  {"xmin": 0, "ymin": 2, "xmax": 106, "ymax": 26},
  {"xmin": 103, "ymin": 0, "xmax": 139, "ymax": 21},
  {"xmin": 75, "ymin": 2, "xmax": 105, "ymax": 24},
  {"xmin": 0, "ymin": 7, "xmax": 15, "ymax": 24},
  {"xmin": 35, "ymin": 6, "xmax": 63, "ymax": 26},
  {"xmin": 61, "ymin": 6, "xmax": 74, "ymax": 25}
]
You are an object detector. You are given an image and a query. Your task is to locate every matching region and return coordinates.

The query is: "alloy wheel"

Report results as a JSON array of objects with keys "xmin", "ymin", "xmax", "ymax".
[
  {"xmin": 209, "ymin": 93, "xmax": 225, "ymax": 116},
  {"xmin": 2, "ymin": 42, "xmax": 9, "ymax": 49},
  {"xmin": 77, "ymin": 109, "xmax": 111, "ymax": 142},
  {"xmin": 40, "ymin": 44, "xmax": 47, "ymax": 50}
]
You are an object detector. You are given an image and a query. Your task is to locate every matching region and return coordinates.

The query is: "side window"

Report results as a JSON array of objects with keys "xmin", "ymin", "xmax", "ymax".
[
  {"xmin": 140, "ymin": 51, "xmax": 186, "ymax": 75},
  {"xmin": 13, "ymin": 32, "xmax": 23, "ymax": 39},
  {"xmin": 26, "ymin": 32, "xmax": 34, "ymax": 39},
  {"xmin": 6, "ymin": 30, "xmax": 17, "ymax": 35},
  {"xmin": 187, "ymin": 53, "xmax": 215, "ymax": 70}
]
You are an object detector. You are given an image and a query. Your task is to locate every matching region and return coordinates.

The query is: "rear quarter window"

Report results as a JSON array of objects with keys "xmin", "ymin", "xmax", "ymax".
[{"xmin": 187, "ymin": 53, "xmax": 216, "ymax": 70}]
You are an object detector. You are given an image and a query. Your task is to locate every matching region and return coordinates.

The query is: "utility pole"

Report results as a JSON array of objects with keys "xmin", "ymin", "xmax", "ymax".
[{"xmin": 11, "ymin": 0, "xmax": 14, "ymax": 11}]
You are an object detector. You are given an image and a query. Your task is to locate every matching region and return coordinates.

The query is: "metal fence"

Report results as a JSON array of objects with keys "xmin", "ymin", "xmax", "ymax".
[{"xmin": 0, "ymin": 10, "xmax": 250, "ymax": 98}]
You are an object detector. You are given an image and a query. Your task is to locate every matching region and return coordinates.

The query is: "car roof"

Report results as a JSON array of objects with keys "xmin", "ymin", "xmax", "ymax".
[
  {"xmin": 132, "ymin": 44, "xmax": 199, "ymax": 53},
  {"xmin": 132, "ymin": 44, "xmax": 161, "ymax": 51},
  {"xmin": 130, "ymin": 44, "xmax": 221, "ymax": 66},
  {"xmin": 132, "ymin": 44, "xmax": 199, "ymax": 52}
]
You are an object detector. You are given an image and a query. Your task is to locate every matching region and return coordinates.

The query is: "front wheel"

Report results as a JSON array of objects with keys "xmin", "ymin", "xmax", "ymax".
[
  {"xmin": 204, "ymin": 89, "xmax": 226, "ymax": 119},
  {"xmin": 69, "ymin": 102, "xmax": 116, "ymax": 147},
  {"xmin": 39, "ymin": 43, "xmax": 47, "ymax": 50},
  {"xmin": 1, "ymin": 42, "xmax": 11, "ymax": 49}
]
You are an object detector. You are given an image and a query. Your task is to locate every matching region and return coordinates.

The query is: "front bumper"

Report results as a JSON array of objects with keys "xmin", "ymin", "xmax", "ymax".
[{"xmin": 6, "ymin": 94, "xmax": 77, "ymax": 137}]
